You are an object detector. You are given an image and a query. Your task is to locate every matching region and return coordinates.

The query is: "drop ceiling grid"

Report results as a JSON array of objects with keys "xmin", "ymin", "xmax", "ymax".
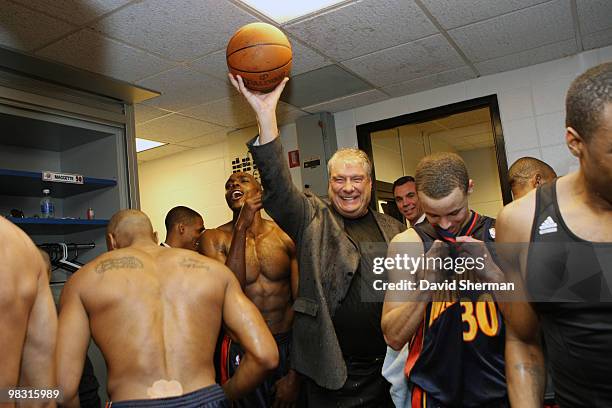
[{"xmin": 1, "ymin": 0, "xmax": 610, "ymax": 156}]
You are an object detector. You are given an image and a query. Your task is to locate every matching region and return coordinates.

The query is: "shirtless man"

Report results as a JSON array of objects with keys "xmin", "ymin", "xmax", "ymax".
[
  {"xmin": 200, "ymin": 172, "xmax": 299, "ymax": 408},
  {"xmin": 497, "ymin": 63, "xmax": 612, "ymax": 407},
  {"xmin": 0, "ymin": 217, "xmax": 57, "ymax": 407},
  {"xmin": 161, "ymin": 206, "xmax": 205, "ymax": 250},
  {"xmin": 56, "ymin": 209, "xmax": 278, "ymax": 408}
]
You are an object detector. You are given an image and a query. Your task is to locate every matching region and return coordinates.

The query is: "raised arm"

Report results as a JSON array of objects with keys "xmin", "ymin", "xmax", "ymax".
[
  {"xmin": 221, "ymin": 271, "xmax": 279, "ymax": 400},
  {"xmin": 496, "ymin": 199, "xmax": 545, "ymax": 407},
  {"xmin": 56, "ymin": 275, "xmax": 92, "ymax": 408},
  {"xmin": 229, "ymin": 74, "xmax": 312, "ymax": 241}
]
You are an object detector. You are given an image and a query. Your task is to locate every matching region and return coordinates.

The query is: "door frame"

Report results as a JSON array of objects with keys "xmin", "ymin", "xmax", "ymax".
[{"xmin": 357, "ymin": 95, "xmax": 512, "ymax": 209}]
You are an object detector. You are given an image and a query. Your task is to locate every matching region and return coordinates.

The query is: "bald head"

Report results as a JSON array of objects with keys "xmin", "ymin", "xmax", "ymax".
[
  {"xmin": 106, "ymin": 209, "xmax": 156, "ymax": 250},
  {"xmin": 508, "ymin": 157, "xmax": 557, "ymax": 199}
]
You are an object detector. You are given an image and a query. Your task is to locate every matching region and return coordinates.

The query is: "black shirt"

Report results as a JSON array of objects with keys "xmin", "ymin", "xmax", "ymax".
[
  {"xmin": 332, "ymin": 210, "xmax": 387, "ymax": 358},
  {"xmin": 527, "ymin": 181, "xmax": 612, "ymax": 407}
]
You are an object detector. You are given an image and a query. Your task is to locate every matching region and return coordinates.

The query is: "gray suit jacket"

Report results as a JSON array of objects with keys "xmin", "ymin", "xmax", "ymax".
[{"xmin": 248, "ymin": 137, "xmax": 406, "ymax": 390}]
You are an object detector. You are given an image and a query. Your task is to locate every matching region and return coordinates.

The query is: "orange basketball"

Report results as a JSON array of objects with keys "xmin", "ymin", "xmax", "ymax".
[{"xmin": 227, "ymin": 22, "xmax": 292, "ymax": 92}]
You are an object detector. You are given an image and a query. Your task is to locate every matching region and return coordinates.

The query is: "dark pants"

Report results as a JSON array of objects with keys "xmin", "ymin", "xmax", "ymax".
[
  {"xmin": 220, "ymin": 332, "xmax": 292, "ymax": 408},
  {"xmin": 411, "ymin": 385, "xmax": 510, "ymax": 408},
  {"xmin": 303, "ymin": 356, "xmax": 393, "ymax": 408},
  {"xmin": 106, "ymin": 384, "xmax": 229, "ymax": 408}
]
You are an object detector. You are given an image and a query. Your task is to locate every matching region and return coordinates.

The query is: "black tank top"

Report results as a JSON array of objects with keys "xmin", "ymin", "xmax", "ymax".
[
  {"xmin": 408, "ymin": 213, "xmax": 507, "ymax": 407},
  {"xmin": 527, "ymin": 181, "xmax": 612, "ymax": 407}
]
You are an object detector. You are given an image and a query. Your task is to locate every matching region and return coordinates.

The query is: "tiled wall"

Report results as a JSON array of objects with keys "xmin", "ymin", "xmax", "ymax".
[{"xmin": 334, "ymin": 45, "xmax": 612, "ymax": 177}]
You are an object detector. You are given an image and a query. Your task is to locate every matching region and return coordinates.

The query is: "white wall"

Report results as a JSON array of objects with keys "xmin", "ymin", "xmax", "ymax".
[
  {"xmin": 333, "ymin": 46, "xmax": 612, "ymax": 176},
  {"xmin": 139, "ymin": 123, "xmax": 301, "ymax": 236},
  {"xmin": 459, "ymin": 147, "xmax": 503, "ymax": 218}
]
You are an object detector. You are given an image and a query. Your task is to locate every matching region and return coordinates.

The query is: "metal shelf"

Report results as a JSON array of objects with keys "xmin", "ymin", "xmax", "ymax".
[
  {"xmin": 8, "ymin": 217, "xmax": 109, "ymax": 235},
  {"xmin": 0, "ymin": 168, "xmax": 116, "ymax": 198}
]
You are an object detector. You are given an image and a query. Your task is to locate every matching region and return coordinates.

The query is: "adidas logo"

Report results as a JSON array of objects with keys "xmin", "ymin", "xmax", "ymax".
[{"xmin": 539, "ymin": 216, "xmax": 558, "ymax": 235}]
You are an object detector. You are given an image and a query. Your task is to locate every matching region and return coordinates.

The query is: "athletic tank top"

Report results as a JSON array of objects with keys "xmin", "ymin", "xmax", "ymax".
[
  {"xmin": 527, "ymin": 181, "xmax": 612, "ymax": 407},
  {"xmin": 407, "ymin": 212, "xmax": 507, "ymax": 407}
]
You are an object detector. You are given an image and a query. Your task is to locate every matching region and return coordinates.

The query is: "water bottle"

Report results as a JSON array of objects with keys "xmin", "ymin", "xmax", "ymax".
[{"xmin": 40, "ymin": 189, "xmax": 55, "ymax": 218}]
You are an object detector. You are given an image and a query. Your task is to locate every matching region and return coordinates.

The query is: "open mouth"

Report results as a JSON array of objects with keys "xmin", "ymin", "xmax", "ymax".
[{"xmin": 231, "ymin": 190, "xmax": 244, "ymax": 200}]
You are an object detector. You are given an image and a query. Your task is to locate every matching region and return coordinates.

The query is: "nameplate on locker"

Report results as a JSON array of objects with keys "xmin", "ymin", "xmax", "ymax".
[{"xmin": 42, "ymin": 171, "xmax": 84, "ymax": 184}]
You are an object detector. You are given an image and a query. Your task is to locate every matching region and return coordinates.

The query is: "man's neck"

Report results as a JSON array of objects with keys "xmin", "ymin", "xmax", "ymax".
[
  {"xmin": 457, "ymin": 209, "xmax": 475, "ymax": 234},
  {"xmin": 569, "ymin": 171, "xmax": 612, "ymax": 212},
  {"xmin": 165, "ymin": 235, "xmax": 182, "ymax": 249},
  {"xmin": 129, "ymin": 239, "xmax": 159, "ymax": 250},
  {"xmin": 408, "ymin": 211, "xmax": 425, "ymax": 227},
  {"xmin": 232, "ymin": 210, "xmax": 264, "ymax": 233}
]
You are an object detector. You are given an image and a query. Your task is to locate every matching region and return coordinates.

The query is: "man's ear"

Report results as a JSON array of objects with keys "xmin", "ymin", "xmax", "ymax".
[
  {"xmin": 106, "ymin": 233, "xmax": 116, "ymax": 251},
  {"xmin": 532, "ymin": 173, "xmax": 542, "ymax": 188},
  {"xmin": 467, "ymin": 179, "xmax": 475, "ymax": 194},
  {"xmin": 566, "ymin": 127, "xmax": 583, "ymax": 158},
  {"xmin": 178, "ymin": 223, "xmax": 185, "ymax": 235}
]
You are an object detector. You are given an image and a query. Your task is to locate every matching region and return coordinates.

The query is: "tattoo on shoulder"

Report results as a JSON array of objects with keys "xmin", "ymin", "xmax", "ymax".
[
  {"xmin": 95, "ymin": 257, "xmax": 144, "ymax": 274},
  {"xmin": 179, "ymin": 258, "xmax": 209, "ymax": 270}
]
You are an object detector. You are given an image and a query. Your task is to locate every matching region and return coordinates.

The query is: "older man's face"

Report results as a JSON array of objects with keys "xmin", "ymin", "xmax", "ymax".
[{"xmin": 328, "ymin": 162, "xmax": 372, "ymax": 219}]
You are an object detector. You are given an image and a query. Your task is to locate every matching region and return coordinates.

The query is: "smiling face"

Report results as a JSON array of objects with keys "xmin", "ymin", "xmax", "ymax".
[
  {"xmin": 419, "ymin": 186, "xmax": 471, "ymax": 235},
  {"xmin": 182, "ymin": 216, "xmax": 205, "ymax": 250},
  {"xmin": 328, "ymin": 161, "xmax": 372, "ymax": 219},
  {"xmin": 394, "ymin": 181, "xmax": 422, "ymax": 223},
  {"xmin": 225, "ymin": 172, "xmax": 260, "ymax": 211}
]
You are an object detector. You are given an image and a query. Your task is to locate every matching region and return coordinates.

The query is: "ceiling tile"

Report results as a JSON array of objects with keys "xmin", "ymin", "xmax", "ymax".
[
  {"xmin": 449, "ymin": 0, "xmax": 573, "ymax": 62},
  {"xmin": 92, "ymin": 0, "xmax": 258, "ymax": 62},
  {"xmin": 177, "ymin": 131, "xmax": 229, "ymax": 148},
  {"xmin": 474, "ymin": 39, "xmax": 577, "ymax": 75},
  {"xmin": 582, "ymin": 27, "xmax": 612, "ymax": 51},
  {"xmin": 36, "ymin": 29, "xmax": 176, "ymax": 82},
  {"xmin": 303, "ymin": 89, "xmax": 389, "ymax": 113},
  {"xmin": 284, "ymin": 0, "xmax": 437, "ymax": 61},
  {"xmin": 137, "ymin": 144, "xmax": 191, "ymax": 162},
  {"xmin": 576, "ymin": 0, "xmax": 612, "ymax": 35},
  {"xmin": 189, "ymin": 49, "xmax": 229, "ymax": 81},
  {"xmin": 280, "ymin": 64, "xmax": 372, "ymax": 107},
  {"xmin": 138, "ymin": 66, "xmax": 237, "ymax": 111},
  {"xmin": 136, "ymin": 113, "xmax": 227, "ymax": 143},
  {"xmin": 277, "ymin": 102, "xmax": 309, "ymax": 125},
  {"xmin": 134, "ymin": 104, "xmax": 172, "ymax": 124},
  {"xmin": 345, "ymin": 35, "xmax": 466, "ymax": 87},
  {"xmin": 180, "ymin": 95, "xmax": 257, "ymax": 128},
  {"xmin": 0, "ymin": 0, "xmax": 76, "ymax": 52},
  {"xmin": 380, "ymin": 66, "xmax": 475, "ymax": 97},
  {"xmin": 289, "ymin": 41, "xmax": 332, "ymax": 75},
  {"xmin": 11, "ymin": 0, "xmax": 131, "ymax": 26},
  {"xmin": 420, "ymin": 0, "xmax": 548, "ymax": 30}
]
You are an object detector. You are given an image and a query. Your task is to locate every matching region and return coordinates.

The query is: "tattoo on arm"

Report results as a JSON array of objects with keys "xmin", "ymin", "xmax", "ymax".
[
  {"xmin": 179, "ymin": 258, "xmax": 210, "ymax": 270},
  {"xmin": 95, "ymin": 257, "xmax": 144, "ymax": 274}
]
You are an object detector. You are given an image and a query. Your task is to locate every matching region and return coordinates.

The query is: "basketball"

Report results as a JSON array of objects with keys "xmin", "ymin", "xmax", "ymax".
[{"xmin": 227, "ymin": 22, "xmax": 292, "ymax": 92}]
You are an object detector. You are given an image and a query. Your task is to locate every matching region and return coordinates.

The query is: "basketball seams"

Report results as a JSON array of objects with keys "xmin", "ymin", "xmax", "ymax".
[
  {"xmin": 226, "ymin": 59, "xmax": 292, "ymax": 74},
  {"xmin": 226, "ymin": 43, "xmax": 292, "ymax": 58}
]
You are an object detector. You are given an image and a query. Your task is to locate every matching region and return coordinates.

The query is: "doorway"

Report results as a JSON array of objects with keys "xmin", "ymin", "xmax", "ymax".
[{"xmin": 357, "ymin": 96, "xmax": 511, "ymax": 222}]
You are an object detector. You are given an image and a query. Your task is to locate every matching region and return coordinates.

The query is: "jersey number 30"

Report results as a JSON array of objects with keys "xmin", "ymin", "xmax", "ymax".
[{"xmin": 461, "ymin": 294, "xmax": 499, "ymax": 342}]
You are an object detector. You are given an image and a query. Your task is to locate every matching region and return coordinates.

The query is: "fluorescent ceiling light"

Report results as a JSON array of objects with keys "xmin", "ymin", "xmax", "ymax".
[
  {"xmin": 239, "ymin": 0, "xmax": 346, "ymax": 23},
  {"xmin": 136, "ymin": 138, "xmax": 166, "ymax": 153}
]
